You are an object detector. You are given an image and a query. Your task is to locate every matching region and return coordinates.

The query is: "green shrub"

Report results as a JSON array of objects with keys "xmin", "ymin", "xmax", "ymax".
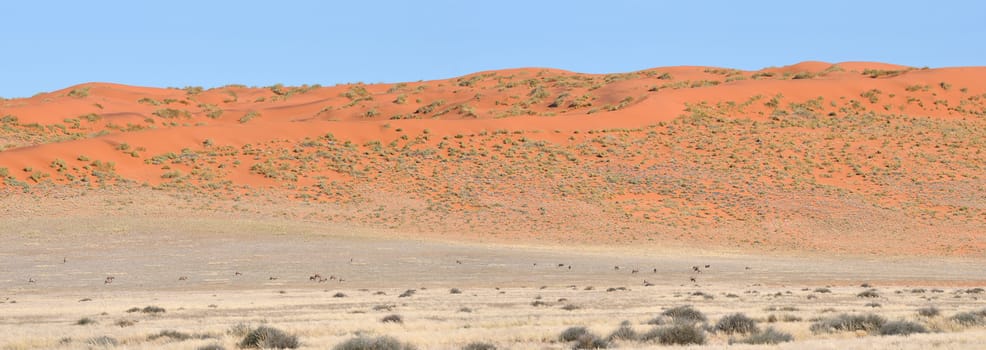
[{"xmin": 239, "ymin": 326, "xmax": 299, "ymax": 349}]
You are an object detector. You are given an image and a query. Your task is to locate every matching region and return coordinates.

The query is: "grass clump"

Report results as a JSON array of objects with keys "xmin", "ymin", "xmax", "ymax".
[
  {"xmin": 141, "ymin": 305, "xmax": 166, "ymax": 314},
  {"xmin": 810, "ymin": 313, "xmax": 886, "ymax": 333},
  {"xmin": 239, "ymin": 326, "xmax": 299, "ymax": 349},
  {"xmin": 398, "ymin": 289, "xmax": 416, "ymax": 298},
  {"xmin": 450, "ymin": 288, "xmax": 462, "ymax": 294},
  {"xmin": 86, "ymin": 336, "xmax": 118, "ymax": 346},
  {"xmin": 196, "ymin": 345, "xmax": 225, "ymax": 350},
  {"xmin": 879, "ymin": 320, "xmax": 928, "ymax": 336},
  {"xmin": 736, "ymin": 327, "xmax": 793, "ymax": 344},
  {"xmin": 640, "ymin": 324, "xmax": 706, "ymax": 345},
  {"xmin": 661, "ymin": 305, "xmax": 707, "ymax": 324},
  {"xmin": 333, "ymin": 335, "xmax": 417, "ymax": 350},
  {"xmin": 714, "ymin": 313, "xmax": 758, "ymax": 334},
  {"xmin": 239, "ymin": 110, "xmax": 260, "ymax": 123},
  {"xmin": 857, "ymin": 289, "xmax": 880, "ymax": 298}
]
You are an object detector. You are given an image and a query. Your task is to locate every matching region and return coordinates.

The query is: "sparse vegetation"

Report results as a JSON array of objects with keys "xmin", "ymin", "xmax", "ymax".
[
  {"xmin": 810, "ymin": 313, "xmax": 886, "ymax": 334},
  {"xmin": 736, "ymin": 327, "xmax": 793, "ymax": 344},
  {"xmin": 879, "ymin": 320, "xmax": 928, "ymax": 336},
  {"xmin": 661, "ymin": 305, "xmax": 707, "ymax": 324},
  {"xmin": 640, "ymin": 324, "xmax": 706, "ymax": 345},
  {"xmin": 714, "ymin": 313, "xmax": 758, "ymax": 334},
  {"xmin": 239, "ymin": 326, "xmax": 299, "ymax": 349},
  {"xmin": 334, "ymin": 335, "xmax": 417, "ymax": 350}
]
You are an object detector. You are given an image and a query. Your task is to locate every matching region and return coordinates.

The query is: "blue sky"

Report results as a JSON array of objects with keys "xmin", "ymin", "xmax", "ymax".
[{"xmin": 1, "ymin": 1, "xmax": 983, "ymax": 97}]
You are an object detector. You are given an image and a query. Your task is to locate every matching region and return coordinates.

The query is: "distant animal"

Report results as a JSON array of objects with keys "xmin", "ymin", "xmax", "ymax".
[
  {"xmin": 653, "ymin": 268, "xmax": 658, "ymax": 273},
  {"xmin": 63, "ymin": 257, "xmax": 67, "ymax": 264},
  {"xmin": 533, "ymin": 263, "xmax": 537, "ymax": 267},
  {"xmin": 614, "ymin": 266, "xmax": 620, "ymax": 270},
  {"xmin": 456, "ymin": 260, "xmax": 462, "ymax": 264},
  {"xmin": 705, "ymin": 264, "xmax": 711, "ymax": 269},
  {"xmin": 269, "ymin": 276, "xmax": 278, "ymax": 280},
  {"xmin": 330, "ymin": 275, "xmax": 337, "ymax": 280},
  {"xmin": 310, "ymin": 273, "xmax": 322, "ymax": 281},
  {"xmin": 692, "ymin": 266, "xmax": 701, "ymax": 273},
  {"xmin": 631, "ymin": 269, "xmax": 639, "ymax": 274},
  {"xmin": 643, "ymin": 280, "xmax": 654, "ymax": 287},
  {"xmin": 689, "ymin": 277, "xmax": 696, "ymax": 283},
  {"xmin": 745, "ymin": 266, "xmax": 751, "ymax": 270},
  {"xmin": 568, "ymin": 265, "xmax": 572, "ymax": 270},
  {"xmin": 104, "ymin": 276, "xmax": 115, "ymax": 284},
  {"xmin": 557, "ymin": 263, "xmax": 565, "ymax": 267},
  {"xmin": 178, "ymin": 276, "xmax": 188, "ymax": 281},
  {"xmin": 234, "ymin": 271, "xmax": 242, "ymax": 276},
  {"xmin": 28, "ymin": 277, "xmax": 35, "ymax": 283}
]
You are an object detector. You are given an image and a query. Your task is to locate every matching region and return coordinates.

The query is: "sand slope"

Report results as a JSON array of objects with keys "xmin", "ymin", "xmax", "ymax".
[{"xmin": 1, "ymin": 62, "xmax": 985, "ymax": 255}]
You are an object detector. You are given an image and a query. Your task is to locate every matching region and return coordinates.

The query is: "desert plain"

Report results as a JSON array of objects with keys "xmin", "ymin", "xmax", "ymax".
[{"xmin": 2, "ymin": 61, "xmax": 986, "ymax": 349}]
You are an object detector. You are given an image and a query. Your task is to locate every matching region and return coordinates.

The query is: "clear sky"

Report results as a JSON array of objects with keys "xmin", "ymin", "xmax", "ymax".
[{"xmin": 1, "ymin": 1, "xmax": 983, "ymax": 97}]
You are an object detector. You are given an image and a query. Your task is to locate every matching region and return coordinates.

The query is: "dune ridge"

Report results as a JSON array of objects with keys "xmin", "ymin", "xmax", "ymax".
[{"xmin": 1, "ymin": 61, "xmax": 984, "ymax": 256}]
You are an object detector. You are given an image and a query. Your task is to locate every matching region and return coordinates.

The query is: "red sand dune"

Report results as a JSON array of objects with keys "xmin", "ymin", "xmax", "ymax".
[{"xmin": 2, "ymin": 62, "xmax": 984, "ymax": 255}]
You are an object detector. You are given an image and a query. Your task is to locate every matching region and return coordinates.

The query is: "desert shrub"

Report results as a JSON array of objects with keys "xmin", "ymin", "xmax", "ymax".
[
  {"xmin": 879, "ymin": 320, "xmax": 928, "ymax": 336},
  {"xmin": 115, "ymin": 319, "xmax": 137, "ymax": 327},
  {"xmin": 561, "ymin": 304, "xmax": 581, "ymax": 311},
  {"xmin": 126, "ymin": 307, "xmax": 141, "ymax": 313},
  {"xmin": 333, "ymin": 335, "xmax": 417, "ymax": 350},
  {"xmin": 141, "ymin": 305, "xmax": 166, "ymax": 314},
  {"xmin": 606, "ymin": 321, "xmax": 638, "ymax": 341},
  {"xmin": 810, "ymin": 313, "xmax": 886, "ymax": 333},
  {"xmin": 76, "ymin": 317, "xmax": 97, "ymax": 325},
  {"xmin": 398, "ymin": 289, "xmax": 416, "ymax": 298},
  {"xmin": 857, "ymin": 289, "xmax": 880, "ymax": 298},
  {"xmin": 333, "ymin": 292, "xmax": 347, "ymax": 298},
  {"xmin": 640, "ymin": 324, "xmax": 706, "ymax": 345},
  {"xmin": 86, "ymin": 336, "xmax": 118, "ymax": 346},
  {"xmin": 661, "ymin": 305, "xmax": 707, "ymax": 324},
  {"xmin": 559, "ymin": 326, "xmax": 590, "ymax": 341},
  {"xmin": 148, "ymin": 330, "xmax": 193, "ymax": 341},
  {"xmin": 950, "ymin": 311, "xmax": 986, "ymax": 326},
  {"xmin": 197, "ymin": 345, "xmax": 225, "ymax": 350},
  {"xmin": 373, "ymin": 304, "xmax": 395, "ymax": 311},
  {"xmin": 714, "ymin": 313, "xmax": 759, "ymax": 334},
  {"xmin": 866, "ymin": 302, "xmax": 882, "ymax": 308},
  {"xmin": 572, "ymin": 334, "xmax": 609, "ymax": 349},
  {"xmin": 814, "ymin": 287, "xmax": 831, "ymax": 293},
  {"xmin": 450, "ymin": 288, "xmax": 462, "ymax": 294},
  {"xmin": 918, "ymin": 306, "xmax": 941, "ymax": 317},
  {"xmin": 736, "ymin": 327, "xmax": 793, "ymax": 344},
  {"xmin": 239, "ymin": 326, "xmax": 299, "ymax": 349},
  {"xmin": 381, "ymin": 314, "xmax": 404, "ymax": 324},
  {"xmin": 458, "ymin": 307, "xmax": 473, "ymax": 313},
  {"xmin": 461, "ymin": 342, "xmax": 496, "ymax": 350},
  {"xmin": 531, "ymin": 300, "xmax": 548, "ymax": 307}
]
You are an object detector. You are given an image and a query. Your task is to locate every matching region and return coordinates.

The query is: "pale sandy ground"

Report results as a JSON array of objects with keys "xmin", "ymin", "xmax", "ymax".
[{"xmin": 2, "ymin": 216, "xmax": 986, "ymax": 349}]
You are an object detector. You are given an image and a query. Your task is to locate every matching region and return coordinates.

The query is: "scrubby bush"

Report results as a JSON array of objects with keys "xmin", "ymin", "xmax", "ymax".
[
  {"xmin": 736, "ymin": 327, "xmax": 793, "ymax": 344},
  {"xmin": 334, "ymin": 335, "xmax": 417, "ymax": 350},
  {"xmin": 918, "ymin": 306, "xmax": 941, "ymax": 317},
  {"xmin": 196, "ymin": 345, "xmax": 225, "ymax": 350},
  {"xmin": 239, "ymin": 326, "xmax": 299, "ymax": 349},
  {"xmin": 398, "ymin": 289, "xmax": 416, "ymax": 298},
  {"xmin": 810, "ymin": 313, "xmax": 886, "ymax": 333},
  {"xmin": 86, "ymin": 336, "xmax": 118, "ymax": 346},
  {"xmin": 661, "ymin": 305, "xmax": 707, "ymax": 324},
  {"xmin": 381, "ymin": 314, "xmax": 404, "ymax": 324},
  {"xmin": 147, "ymin": 330, "xmax": 193, "ymax": 341},
  {"xmin": 640, "ymin": 324, "xmax": 706, "ymax": 345},
  {"xmin": 559, "ymin": 326, "xmax": 590, "ymax": 341},
  {"xmin": 461, "ymin": 342, "xmax": 496, "ymax": 350},
  {"xmin": 606, "ymin": 321, "xmax": 638, "ymax": 341},
  {"xmin": 857, "ymin": 289, "xmax": 880, "ymax": 298},
  {"xmin": 75, "ymin": 317, "xmax": 97, "ymax": 325},
  {"xmin": 714, "ymin": 313, "xmax": 758, "ymax": 334},
  {"xmin": 879, "ymin": 320, "xmax": 928, "ymax": 336},
  {"xmin": 450, "ymin": 288, "xmax": 462, "ymax": 294},
  {"xmin": 572, "ymin": 334, "xmax": 609, "ymax": 349},
  {"xmin": 141, "ymin": 305, "xmax": 166, "ymax": 314},
  {"xmin": 950, "ymin": 311, "xmax": 986, "ymax": 326}
]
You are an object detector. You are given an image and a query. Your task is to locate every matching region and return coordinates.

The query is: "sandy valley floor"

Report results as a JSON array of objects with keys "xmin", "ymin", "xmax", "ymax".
[{"xmin": 2, "ymin": 215, "xmax": 986, "ymax": 349}]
